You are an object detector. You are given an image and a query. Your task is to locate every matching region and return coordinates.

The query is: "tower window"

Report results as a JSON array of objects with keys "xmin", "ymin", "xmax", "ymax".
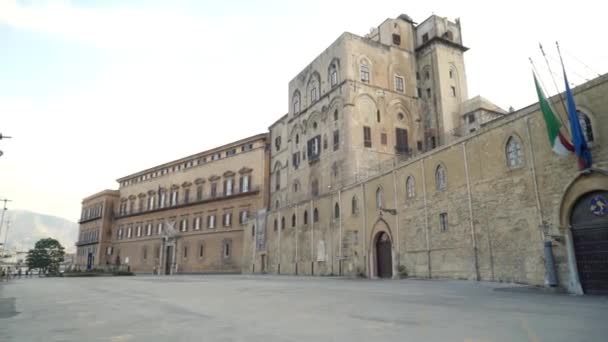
[
  {"xmin": 506, "ymin": 136, "xmax": 524, "ymax": 168},
  {"xmin": 395, "ymin": 75, "xmax": 405, "ymax": 93},
  {"xmin": 451, "ymin": 86, "xmax": 456, "ymax": 97},
  {"xmin": 422, "ymin": 33, "xmax": 429, "ymax": 43},
  {"xmin": 363, "ymin": 126, "xmax": 372, "ymax": 148},
  {"xmin": 439, "ymin": 212, "xmax": 448, "ymax": 232},
  {"xmin": 392, "ymin": 34, "xmax": 401, "ymax": 45},
  {"xmin": 360, "ymin": 64, "xmax": 370, "ymax": 83},
  {"xmin": 426, "ymin": 88, "xmax": 431, "ymax": 98}
]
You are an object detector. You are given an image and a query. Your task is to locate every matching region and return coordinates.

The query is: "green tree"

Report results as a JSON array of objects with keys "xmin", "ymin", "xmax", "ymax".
[{"xmin": 26, "ymin": 238, "xmax": 65, "ymax": 275}]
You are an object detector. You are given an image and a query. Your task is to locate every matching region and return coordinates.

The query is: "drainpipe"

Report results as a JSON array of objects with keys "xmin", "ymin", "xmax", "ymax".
[
  {"xmin": 462, "ymin": 142, "xmax": 480, "ymax": 281},
  {"xmin": 338, "ymin": 189, "xmax": 343, "ymax": 276},
  {"xmin": 310, "ymin": 199, "xmax": 314, "ymax": 275},
  {"xmin": 278, "ymin": 209, "xmax": 281, "ymax": 275},
  {"xmin": 392, "ymin": 169, "xmax": 400, "ymax": 279},
  {"xmin": 421, "ymin": 159, "xmax": 431, "ymax": 278},
  {"xmin": 295, "ymin": 204, "xmax": 299, "ymax": 275}
]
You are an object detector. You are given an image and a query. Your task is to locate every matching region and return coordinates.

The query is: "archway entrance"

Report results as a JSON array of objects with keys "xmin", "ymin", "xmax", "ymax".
[
  {"xmin": 571, "ymin": 190, "xmax": 608, "ymax": 295},
  {"xmin": 375, "ymin": 232, "xmax": 393, "ymax": 278}
]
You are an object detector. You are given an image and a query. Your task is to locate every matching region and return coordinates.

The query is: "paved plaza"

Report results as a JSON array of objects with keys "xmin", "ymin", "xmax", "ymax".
[{"xmin": 1, "ymin": 275, "xmax": 607, "ymax": 341}]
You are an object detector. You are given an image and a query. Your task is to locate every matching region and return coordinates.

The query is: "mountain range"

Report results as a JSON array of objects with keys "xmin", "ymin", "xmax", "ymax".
[{"xmin": 0, "ymin": 210, "xmax": 77, "ymax": 253}]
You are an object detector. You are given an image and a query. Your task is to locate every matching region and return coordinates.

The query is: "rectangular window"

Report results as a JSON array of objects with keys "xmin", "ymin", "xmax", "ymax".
[
  {"xmin": 136, "ymin": 225, "xmax": 142, "ymax": 237},
  {"xmin": 199, "ymin": 245, "xmax": 204, "ymax": 258},
  {"xmin": 395, "ymin": 75, "xmax": 405, "ymax": 93},
  {"xmin": 360, "ymin": 65, "xmax": 370, "ymax": 83},
  {"xmin": 307, "ymin": 135, "xmax": 321, "ymax": 161},
  {"xmin": 208, "ymin": 215, "xmax": 215, "ymax": 229},
  {"xmin": 468, "ymin": 114, "xmax": 476, "ymax": 124},
  {"xmin": 311, "ymin": 87, "xmax": 317, "ymax": 102},
  {"xmin": 225, "ymin": 178, "xmax": 233, "ymax": 196},
  {"xmin": 211, "ymin": 183, "xmax": 217, "ymax": 198},
  {"xmin": 240, "ymin": 175, "xmax": 250, "ymax": 193},
  {"xmin": 157, "ymin": 222, "xmax": 163, "ymax": 235},
  {"xmin": 417, "ymin": 88, "xmax": 421, "ymax": 98},
  {"xmin": 183, "ymin": 246, "xmax": 188, "ymax": 258},
  {"xmin": 395, "ymin": 128, "xmax": 409, "ymax": 153},
  {"xmin": 451, "ymin": 86, "xmax": 456, "ymax": 97},
  {"xmin": 159, "ymin": 192, "xmax": 166, "ymax": 208},
  {"xmin": 194, "ymin": 216, "xmax": 201, "ymax": 230},
  {"xmin": 224, "ymin": 243, "xmax": 230, "ymax": 258},
  {"xmin": 171, "ymin": 190, "xmax": 178, "ymax": 206},
  {"xmin": 439, "ymin": 212, "xmax": 448, "ymax": 232},
  {"xmin": 363, "ymin": 126, "xmax": 372, "ymax": 148},
  {"xmin": 422, "ymin": 33, "xmax": 429, "ymax": 43},
  {"xmin": 180, "ymin": 218, "xmax": 188, "ymax": 232},
  {"xmin": 330, "ymin": 70, "xmax": 338, "ymax": 86},
  {"xmin": 184, "ymin": 188, "xmax": 190, "ymax": 204},
  {"xmin": 392, "ymin": 33, "xmax": 401, "ymax": 45},
  {"xmin": 196, "ymin": 185, "xmax": 203, "ymax": 201},
  {"xmin": 226, "ymin": 148, "xmax": 236, "ymax": 156},
  {"xmin": 146, "ymin": 223, "xmax": 152, "ymax": 236},
  {"xmin": 224, "ymin": 213, "xmax": 232, "ymax": 227},
  {"xmin": 426, "ymin": 88, "xmax": 431, "ymax": 98},
  {"xmin": 240, "ymin": 210, "xmax": 248, "ymax": 224},
  {"xmin": 333, "ymin": 130, "xmax": 339, "ymax": 151},
  {"xmin": 381, "ymin": 133, "xmax": 387, "ymax": 145},
  {"xmin": 127, "ymin": 226, "xmax": 132, "ymax": 238}
]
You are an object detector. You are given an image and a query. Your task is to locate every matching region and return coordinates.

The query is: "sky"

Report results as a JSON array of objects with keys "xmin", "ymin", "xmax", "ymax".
[{"xmin": 0, "ymin": 0, "xmax": 606, "ymax": 222}]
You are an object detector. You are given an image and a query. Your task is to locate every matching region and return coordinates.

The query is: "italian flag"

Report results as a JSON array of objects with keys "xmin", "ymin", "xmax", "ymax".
[{"xmin": 533, "ymin": 73, "xmax": 574, "ymax": 156}]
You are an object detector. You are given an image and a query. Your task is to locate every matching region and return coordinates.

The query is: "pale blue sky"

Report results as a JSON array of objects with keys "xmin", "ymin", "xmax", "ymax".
[{"xmin": 0, "ymin": 0, "xmax": 605, "ymax": 222}]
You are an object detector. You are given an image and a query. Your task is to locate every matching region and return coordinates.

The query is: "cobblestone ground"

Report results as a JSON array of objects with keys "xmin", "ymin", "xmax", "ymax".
[{"xmin": 1, "ymin": 275, "xmax": 607, "ymax": 342}]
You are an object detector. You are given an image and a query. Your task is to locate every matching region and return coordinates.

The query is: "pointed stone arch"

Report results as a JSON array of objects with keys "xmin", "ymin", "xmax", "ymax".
[{"xmin": 368, "ymin": 218, "xmax": 396, "ymax": 279}]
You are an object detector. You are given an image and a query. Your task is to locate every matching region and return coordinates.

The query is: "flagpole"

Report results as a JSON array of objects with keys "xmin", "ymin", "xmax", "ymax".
[
  {"xmin": 529, "ymin": 57, "xmax": 567, "ymax": 129},
  {"xmin": 539, "ymin": 43, "xmax": 570, "ymax": 124}
]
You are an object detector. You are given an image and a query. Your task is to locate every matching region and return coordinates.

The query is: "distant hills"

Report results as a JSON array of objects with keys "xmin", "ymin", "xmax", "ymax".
[{"xmin": 0, "ymin": 210, "xmax": 77, "ymax": 253}]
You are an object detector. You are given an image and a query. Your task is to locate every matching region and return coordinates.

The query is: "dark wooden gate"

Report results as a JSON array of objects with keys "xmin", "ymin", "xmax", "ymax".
[
  {"xmin": 571, "ymin": 191, "xmax": 608, "ymax": 295},
  {"xmin": 376, "ymin": 232, "xmax": 393, "ymax": 278},
  {"xmin": 165, "ymin": 245, "xmax": 173, "ymax": 275}
]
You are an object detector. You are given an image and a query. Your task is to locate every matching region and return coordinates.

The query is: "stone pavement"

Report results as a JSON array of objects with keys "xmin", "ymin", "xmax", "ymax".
[{"xmin": 1, "ymin": 275, "xmax": 607, "ymax": 342}]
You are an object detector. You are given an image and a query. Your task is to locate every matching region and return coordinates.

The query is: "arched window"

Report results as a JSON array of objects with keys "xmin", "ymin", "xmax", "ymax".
[
  {"xmin": 406, "ymin": 176, "xmax": 415, "ymax": 198},
  {"xmin": 295, "ymin": 134, "xmax": 299, "ymax": 145},
  {"xmin": 506, "ymin": 136, "xmax": 524, "ymax": 168},
  {"xmin": 435, "ymin": 165, "xmax": 447, "ymax": 191},
  {"xmin": 351, "ymin": 196, "xmax": 358, "ymax": 215},
  {"xmin": 251, "ymin": 225, "xmax": 255, "ymax": 237},
  {"xmin": 293, "ymin": 181, "xmax": 299, "ymax": 192},
  {"xmin": 292, "ymin": 90, "xmax": 301, "ymax": 114},
  {"xmin": 273, "ymin": 219, "xmax": 278, "ymax": 232},
  {"xmin": 334, "ymin": 109, "xmax": 338, "ymax": 121},
  {"xmin": 360, "ymin": 59, "xmax": 370, "ymax": 83},
  {"xmin": 281, "ymin": 217, "xmax": 285, "ymax": 230},
  {"xmin": 307, "ymin": 72, "xmax": 320, "ymax": 105},
  {"xmin": 303, "ymin": 210, "xmax": 309, "ymax": 225},
  {"xmin": 313, "ymin": 208, "xmax": 319, "ymax": 222},
  {"xmin": 334, "ymin": 203, "xmax": 340, "ymax": 219},
  {"xmin": 328, "ymin": 60, "xmax": 339, "ymax": 87},
  {"xmin": 292, "ymin": 214, "xmax": 296, "ymax": 227},
  {"xmin": 275, "ymin": 169, "xmax": 281, "ymax": 191},
  {"xmin": 578, "ymin": 111, "xmax": 595, "ymax": 145},
  {"xmin": 376, "ymin": 187, "xmax": 384, "ymax": 209},
  {"xmin": 275, "ymin": 199, "xmax": 280, "ymax": 210}
]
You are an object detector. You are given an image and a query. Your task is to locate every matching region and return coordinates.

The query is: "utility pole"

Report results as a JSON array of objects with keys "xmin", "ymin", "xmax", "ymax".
[
  {"xmin": 2, "ymin": 220, "xmax": 10, "ymax": 257},
  {"xmin": 0, "ymin": 199, "xmax": 11, "ymax": 248}
]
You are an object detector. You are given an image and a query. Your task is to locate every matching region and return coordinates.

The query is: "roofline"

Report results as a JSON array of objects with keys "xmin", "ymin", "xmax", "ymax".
[
  {"xmin": 82, "ymin": 189, "xmax": 120, "ymax": 203},
  {"xmin": 415, "ymin": 35, "xmax": 469, "ymax": 53},
  {"xmin": 116, "ymin": 132, "xmax": 268, "ymax": 182},
  {"xmin": 268, "ymin": 113, "xmax": 288, "ymax": 130}
]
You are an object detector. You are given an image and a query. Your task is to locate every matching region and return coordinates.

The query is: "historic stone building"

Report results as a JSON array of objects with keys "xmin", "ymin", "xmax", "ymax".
[
  {"xmin": 76, "ymin": 13, "xmax": 607, "ymax": 294},
  {"xmin": 251, "ymin": 14, "xmax": 607, "ymax": 295},
  {"xmin": 76, "ymin": 134, "xmax": 269, "ymax": 274},
  {"xmin": 76, "ymin": 190, "xmax": 119, "ymax": 267}
]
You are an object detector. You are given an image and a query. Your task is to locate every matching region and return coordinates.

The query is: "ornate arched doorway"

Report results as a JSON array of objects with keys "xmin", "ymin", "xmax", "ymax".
[
  {"xmin": 570, "ymin": 190, "xmax": 608, "ymax": 295},
  {"xmin": 375, "ymin": 232, "xmax": 393, "ymax": 278}
]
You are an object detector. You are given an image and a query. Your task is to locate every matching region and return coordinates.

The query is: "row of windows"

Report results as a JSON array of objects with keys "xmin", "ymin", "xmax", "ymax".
[
  {"xmin": 81, "ymin": 203, "xmax": 103, "ymax": 221},
  {"xmin": 78, "ymin": 230, "xmax": 99, "ymax": 243},
  {"xmin": 119, "ymin": 143, "xmax": 254, "ymax": 188},
  {"xmin": 118, "ymin": 175, "xmax": 252, "ymax": 216},
  {"xmin": 116, "ymin": 211, "xmax": 249, "ymax": 240},
  {"xmin": 292, "ymin": 60, "xmax": 341, "ymax": 114},
  {"xmin": 77, "ymin": 246, "xmax": 96, "ymax": 257}
]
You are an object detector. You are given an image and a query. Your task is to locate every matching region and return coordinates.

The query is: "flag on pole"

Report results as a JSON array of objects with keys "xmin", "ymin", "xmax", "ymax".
[
  {"xmin": 561, "ymin": 68, "xmax": 593, "ymax": 169},
  {"xmin": 533, "ymin": 72, "xmax": 573, "ymax": 156}
]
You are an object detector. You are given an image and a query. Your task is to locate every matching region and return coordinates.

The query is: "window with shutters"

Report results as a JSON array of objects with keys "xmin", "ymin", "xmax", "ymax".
[
  {"xmin": 239, "ymin": 210, "xmax": 248, "ymax": 224},
  {"xmin": 395, "ymin": 75, "xmax": 405, "ymax": 93},
  {"xmin": 224, "ymin": 212, "xmax": 232, "ymax": 227},
  {"xmin": 395, "ymin": 128, "xmax": 409, "ymax": 154},
  {"xmin": 240, "ymin": 174, "xmax": 250, "ymax": 193},
  {"xmin": 363, "ymin": 126, "xmax": 372, "ymax": 148},
  {"xmin": 307, "ymin": 135, "xmax": 321, "ymax": 162},
  {"xmin": 360, "ymin": 64, "xmax": 370, "ymax": 83},
  {"xmin": 180, "ymin": 218, "xmax": 188, "ymax": 232},
  {"xmin": 207, "ymin": 215, "xmax": 215, "ymax": 229},
  {"xmin": 194, "ymin": 216, "xmax": 201, "ymax": 230},
  {"xmin": 224, "ymin": 178, "xmax": 234, "ymax": 196},
  {"xmin": 146, "ymin": 223, "xmax": 152, "ymax": 236},
  {"xmin": 170, "ymin": 190, "xmax": 178, "ymax": 206}
]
